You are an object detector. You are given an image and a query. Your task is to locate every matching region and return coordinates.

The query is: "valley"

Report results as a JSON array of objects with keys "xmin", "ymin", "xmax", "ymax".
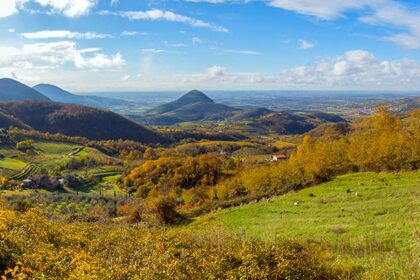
[{"xmin": 0, "ymin": 78, "xmax": 418, "ymax": 279}]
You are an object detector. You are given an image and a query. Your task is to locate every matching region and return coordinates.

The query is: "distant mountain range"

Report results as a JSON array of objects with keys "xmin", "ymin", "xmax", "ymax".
[
  {"xmin": 0, "ymin": 78, "xmax": 129, "ymax": 109},
  {"xmin": 137, "ymin": 90, "xmax": 347, "ymax": 135},
  {"xmin": 33, "ymin": 84, "xmax": 129, "ymax": 108},
  {"xmin": 0, "ymin": 101, "xmax": 165, "ymax": 144},
  {"xmin": 0, "ymin": 78, "xmax": 349, "ymax": 140},
  {"xmin": 0, "ymin": 78, "xmax": 50, "ymax": 102}
]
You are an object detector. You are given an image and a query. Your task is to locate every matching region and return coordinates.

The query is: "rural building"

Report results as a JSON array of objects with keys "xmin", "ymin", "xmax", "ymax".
[
  {"xmin": 272, "ymin": 154, "xmax": 288, "ymax": 161},
  {"xmin": 19, "ymin": 175, "xmax": 63, "ymax": 190}
]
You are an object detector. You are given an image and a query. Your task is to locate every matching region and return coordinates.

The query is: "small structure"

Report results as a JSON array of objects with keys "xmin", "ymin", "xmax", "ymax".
[
  {"xmin": 19, "ymin": 179, "xmax": 37, "ymax": 189},
  {"xmin": 19, "ymin": 175, "xmax": 63, "ymax": 190},
  {"xmin": 272, "ymin": 154, "xmax": 288, "ymax": 161}
]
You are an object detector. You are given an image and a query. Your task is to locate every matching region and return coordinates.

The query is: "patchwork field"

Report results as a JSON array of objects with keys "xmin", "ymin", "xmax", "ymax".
[{"xmin": 0, "ymin": 141, "xmax": 124, "ymax": 194}]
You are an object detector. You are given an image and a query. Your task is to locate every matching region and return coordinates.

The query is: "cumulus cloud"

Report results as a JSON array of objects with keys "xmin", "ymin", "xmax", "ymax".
[
  {"xmin": 101, "ymin": 9, "xmax": 228, "ymax": 32},
  {"xmin": 20, "ymin": 30, "xmax": 113, "ymax": 39},
  {"xmin": 282, "ymin": 49, "xmax": 420, "ymax": 87},
  {"xmin": 0, "ymin": 0, "xmax": 97, "ymax": 18},
  {"xmin": 0, "ymin": 41, "xmax": 125, "ymax": 70},
  {"xmin": 0, "ymin": 0, "xmax": 27, "ymax": 18},
  {"xmin": 181, "ymin": 65, "xmax": 277, "ymax": 85},
  {"xmin": 34, "ymin": 0, "xmax": 97, "ymax": 18},
  {"xmin": 178, "ymin": 50, "xmax": 420, "ymax": 89}
]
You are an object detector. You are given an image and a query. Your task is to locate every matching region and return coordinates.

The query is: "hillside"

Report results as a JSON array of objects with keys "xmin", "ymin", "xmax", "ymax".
[
  {"xmin": 0, "ymin": 101, "xmax": 165, "ymax": 144},
  {"xmin": 0, "ymin": 110, "xmax": 31, "ymax": 130},
  {"xmin": 249, "ymin": 112, "xmax": 316, "ymax": 134},
  {"xmin": 0, "ymin": 78, "xmax": 50, "ymax": 101},
  {"xmin": 190, "ymin": 171, "xmax": 419, "ymax": 277},
  {"xmin": 247, "ymin": 111, "xmax": 347, "ymax": 135},
  {"xmin": 142, "ymin": 90, "xmax": 239, "ymax": 125},
  {"xmin": 33, "ymin": 84, "xmax": 128, "ymax": 108},
  {"xmin": 229, "ymin": 107, "xmax": 273, "ymax": 121}
]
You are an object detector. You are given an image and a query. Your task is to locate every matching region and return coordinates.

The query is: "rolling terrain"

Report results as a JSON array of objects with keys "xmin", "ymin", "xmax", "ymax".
[
  {"xmin": 0, "ymin": 101, "xmax": 165, "ymax": 143},
  {"xmin": 138, "ymin": 89, "xmax": 347, "ymax": 136}
]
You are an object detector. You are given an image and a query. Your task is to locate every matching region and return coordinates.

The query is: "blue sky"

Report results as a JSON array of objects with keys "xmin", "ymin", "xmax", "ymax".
[{"xmin": 0, "ymin": 0, "xmax": 420, "ymax": 91}]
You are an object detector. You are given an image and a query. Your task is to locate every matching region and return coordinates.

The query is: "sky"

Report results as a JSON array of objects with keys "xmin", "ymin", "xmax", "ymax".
[{"xmin": 0, "ymin": 0, "xmax": 420, "ymax": 92}]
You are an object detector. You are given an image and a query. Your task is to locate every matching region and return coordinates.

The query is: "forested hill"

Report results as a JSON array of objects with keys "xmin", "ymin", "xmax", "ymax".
[
  {"xmin": 142, "ymin": 90, "xmax": 239, "ymax": 125},
  {"xmin": 0, "ymin": 101, "xmax": 166, "ymax": 144}
]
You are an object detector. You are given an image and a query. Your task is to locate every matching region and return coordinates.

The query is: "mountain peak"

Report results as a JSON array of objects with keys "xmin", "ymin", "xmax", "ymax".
[
  {"xmin": 0, "ymin": 78, "xmax": 50, "ymax": 101},
  {"xmin": 178, "ymin": 90, "xmax": 214, "ymax": 104}
]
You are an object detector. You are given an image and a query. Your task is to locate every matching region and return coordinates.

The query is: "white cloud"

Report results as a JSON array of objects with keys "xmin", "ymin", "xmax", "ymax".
[
  {"xmin": 222, "ymin": 49, "xmax": 262, "ymax": 55},
  {"xmin": 110, "ymin": 0, "xmax": 119, "ymax": 6},
  {"xmin": 189, "ymin": 0, "xmax": 420, "ymax": 50},
  {"xmin": 0, "ymin": 41, "xmax": 125, "ymax": 70},
  {"xmin": 299, "ymin": 39, "xmax": 315, "ymax": 50},
  {"xmin": 0, "ymin": 0, "xmax": 27, "ymax": 18},
  {"xmin": 0, "ymin": 0, "xmax": 97, "ymax": 18},
  {"xmin": 269, "ymin": 0, "xmax": 420, "ymax": 50},
  {"xmin": 102, "ymin": 9, "xmax": 228, "ymax": 32},
  {"xmin": 268, "ymin": 0, "xmax": 366, "ymax": 20},
  {"xmin": 181, "ymin": 65, "xmax": 278, "ymax": 85},
  {"xmin": 141, "ymin": 48, "xmax": 165, "ymax": 54},
  {"xmin": 192, "ymin": 37, "xmax": 203, "ymax": 45},
  {"xmin": 8, "ymin": 28, "xmax": 16, "ymax": 33},
  {"xmin": 34, "ymin": 0, "xmax": 97, "ymax": 18},
  {"xmin": 122, "ymin": 74, "xmax": 130, "ymax": 81},
  {"xmin": 76, "ymin": 52, "xmax": 124, "ymax": 69},
  {"xmin": 282, "ymin": 49, "xmax": 420, "ymax": 87},
  {"xmin": 121, "ymin": 31, "xmax": 140, "ymax": 36},
  {"xmin": 20, "ymin": 30, "xmax": 113, "ymax": 39},
  {"xmin": 169, "ymin": 43, "xmax": 187, "ymax": 48},
  {"xmin": 177, "ymin": 49, "xmax": 420, "ymax": 89}
]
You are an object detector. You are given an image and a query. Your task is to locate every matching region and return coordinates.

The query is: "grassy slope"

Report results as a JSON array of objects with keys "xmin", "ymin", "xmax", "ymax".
[
  {"xmin": 0, "ymin": 158, "xmax": 27, "ymax": 171},
  {"xmin": 189, "ymin": 171, "xmax": 420, "ymax": 278}
]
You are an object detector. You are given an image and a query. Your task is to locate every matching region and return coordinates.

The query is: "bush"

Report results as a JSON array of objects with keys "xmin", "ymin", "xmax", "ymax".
[{"xmin": 0, "ymin": 207, "xmax": 355, "ymax": 279}]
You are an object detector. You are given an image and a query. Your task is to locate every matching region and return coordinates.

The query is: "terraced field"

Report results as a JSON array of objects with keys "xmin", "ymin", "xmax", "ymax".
[{"xmin": 10, "ymin": 164, "xmax": 40, "ymax": 180}]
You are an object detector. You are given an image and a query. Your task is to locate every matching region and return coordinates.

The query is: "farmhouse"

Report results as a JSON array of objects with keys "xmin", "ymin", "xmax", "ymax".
[{"xmin": 272, "ymin": 154, "xmax": 288, "ymax": 161}]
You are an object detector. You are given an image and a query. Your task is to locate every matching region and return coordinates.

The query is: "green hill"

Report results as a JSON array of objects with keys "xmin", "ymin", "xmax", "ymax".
[
  {"xmin": 189, "ymin": 171, "xmax": 419, "ymax": 277},
  {"xmin": 0, "ymin": 78, "xmax": 50, "ymax": 101}
]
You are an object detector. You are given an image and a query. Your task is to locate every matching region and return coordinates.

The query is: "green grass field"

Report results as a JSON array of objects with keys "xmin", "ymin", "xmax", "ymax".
[
  {"xmin": 0, "ymin": 157, "xmax": 27, "ymax": 171},
  {"xmin": 189, "ymin": 171, "xmax": 420, "ymax": 278}
]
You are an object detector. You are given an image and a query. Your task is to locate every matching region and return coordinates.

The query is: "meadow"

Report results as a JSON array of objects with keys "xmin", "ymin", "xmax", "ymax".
[{"xmin": 189, "ymin": 171, "xmax": 420, "ymax": 279}]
